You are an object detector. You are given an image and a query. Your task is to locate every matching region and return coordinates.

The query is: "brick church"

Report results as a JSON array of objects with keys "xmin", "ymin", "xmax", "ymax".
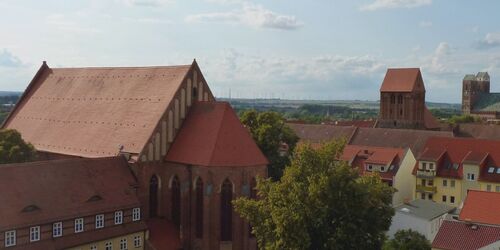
[
  {"xmin": 1, "ymin": 61, "xmax": 268, "ymax": 250},
  {"xmin": 377, "ymin": 68, "xmax": 439, "ymax": 130},
  {"xmin": 462, "ymin": 72, "xmax": 500, "ymax": 120}
]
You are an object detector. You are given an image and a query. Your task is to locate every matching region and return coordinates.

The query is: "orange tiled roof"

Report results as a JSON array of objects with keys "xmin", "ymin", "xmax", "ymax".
[
  {"xmin": 416, "ymin": 137, "xmax": 500, "ymax": 181},
  {"xmin": 432, "ymin": 220, "xmax": 500, "ymax": 250},
  {"xmin": 165, "ymin": 102, "xmax": 269, "ymax": 167},
  {"xmin": 341, "ymin": 145, "xmax": 404, "ymax": 180},
  {"xmin": 380, "ymin": 68, "xmax": 424, "ymax": 92},
  {"xmin": 2, "ymin": 62, "xmax": 194, "ymax": 158},
  {"xmin": 459, "ymin": 190, "xmax": 500, "ymax": 226},
  {"xmin": 0, "ymin": 157, "xmax": 140, "ymax": 231}
]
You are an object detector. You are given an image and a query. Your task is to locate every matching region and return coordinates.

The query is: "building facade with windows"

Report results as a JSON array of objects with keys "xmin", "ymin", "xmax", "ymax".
[
  {"xmin": 0, "ymin": 157, "xmax": 147, "ymax": 249},
  {"xmin": 413, "ymin": 137, "xmax": 500, "ymax": 207},
  {"xmin": 377, "ymin": 68, "xmax": 439, "ymax": 130},
  {"xmin": 341, "ymin": 145, "xmax": 416, "ymax": 206},
  {"xmin": 1, "ymin": 61, "xmax": 268, "ymax": 250}
]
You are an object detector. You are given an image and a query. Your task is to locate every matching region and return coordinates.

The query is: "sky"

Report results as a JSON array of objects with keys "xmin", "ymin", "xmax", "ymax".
[{"xmin": 1, "ymin": 0, "xmax": 500, "ymax": 103}]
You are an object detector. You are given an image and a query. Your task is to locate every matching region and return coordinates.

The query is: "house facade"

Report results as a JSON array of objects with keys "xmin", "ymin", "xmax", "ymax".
[
  {"xmin": 1, "ymin": 61, "xmax": 268, "ymax": 250},
  {"xmin": 341, "ymin": 145, "xmax": 416, "ymax": 206},
  {"xmin": 0, "ymin": 157, "xmax": 147, "ymax": 250},
  {"xmin": 387, "ymin": 199, "xmax": 455, "ymax": 241},
  {"xmin": 414, "ymin": 137, "xmax": 500, "ymax": 207}
]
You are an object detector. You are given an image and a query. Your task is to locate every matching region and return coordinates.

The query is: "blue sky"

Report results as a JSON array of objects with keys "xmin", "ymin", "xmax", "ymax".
[{"xmin": 1, "ymin": 0, "xmax": 500, "ymax": 103}]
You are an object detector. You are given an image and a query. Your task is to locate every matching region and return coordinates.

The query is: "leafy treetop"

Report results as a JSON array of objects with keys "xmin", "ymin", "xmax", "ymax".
[{"xmin": 0, "ymin": 129, "xmax": 37, "ymax": 164}]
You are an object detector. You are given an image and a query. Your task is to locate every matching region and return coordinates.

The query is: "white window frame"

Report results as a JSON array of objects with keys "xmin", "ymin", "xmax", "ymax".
[
  {"xmin": 30, "ymin": 226, "xmax": 40, "ymax": 242},
  {"xmin": 115, "ymin": 211, "xmax": 123, "ymax": 225},
  {"xmin": 75, "ymin": 218, "xmax": 84, "ymax": 233},
  {"xmin": 96, "ymin": 214, "xmax": 105, "ymax": 229},
  {"xmin": 90, "ymin": 245, "xmax": 97, "ymax": 250},
  {"xmin": 4, "ymin": 230, "xmax": 16, "ymax": 247},
  {"xmin": 120, "ymin": 238, "xmax": 127, "ymax": 250},
  {"xmin": 105, "ymin": 241, "xmax": 113, "ymax": 250},
  {"xmin": 466, "ymin": 173, "xmax": 476, "ymax": 181},
  {"xmin": 53, "ymin": 222, "xmax": 63, "ymax": 237},
  {"xmin": 133, "ymin": 235, "xmax": 142, "ymax": 248},
  {"xmin": 132, "ymin": 208, "xmax": 141, "ymax": 221}
]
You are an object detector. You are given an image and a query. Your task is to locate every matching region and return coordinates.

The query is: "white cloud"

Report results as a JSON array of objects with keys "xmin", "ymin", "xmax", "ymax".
[
  {"xmin": 419, "ymin": 21, "xmax": 432, "ymax": 27},
  {"xmin": 425, "ymin": 42, "xmax": 456, "ymax": 74},
  {"xmin": 0, "ymin": 49, "xmax": 24, "ymax": 68},
  {"xmin": 360, "ymin": 0, "xmax": 432, "ymax": 11},
  {"xmin": 477, "ymin": 32, "xmax": 500, "ymax": 49},
  {"xmin": 118, "ymin": 0, "xmax": 173, "ymax": 7},
  {"xmin": 185, "ymin": 3, "xmax": 303, "ymax": 30},
  {"xmin": 46, "ymin": 14, "xmax": 101, "ymax": 34}
]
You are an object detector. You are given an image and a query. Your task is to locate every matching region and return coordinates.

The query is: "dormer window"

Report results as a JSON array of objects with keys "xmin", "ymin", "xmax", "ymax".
[{"xmin": 488, "ymin": 167, "xmax": 495, "ymax": 173}]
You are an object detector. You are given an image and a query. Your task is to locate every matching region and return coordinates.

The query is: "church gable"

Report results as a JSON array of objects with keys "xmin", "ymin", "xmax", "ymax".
[
  {"xmin": 138, "ymin": 62, "xmax": 216, "ymax": 163},
  {"xmin": 2, "ymin": 61, "xmax": 214, "ymax": 161}
]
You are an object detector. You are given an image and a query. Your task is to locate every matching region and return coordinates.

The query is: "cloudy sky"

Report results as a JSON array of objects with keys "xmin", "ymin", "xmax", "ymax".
[{"xmin": 1, "ymin": 0, "xmax": 500, "ymax": 102}]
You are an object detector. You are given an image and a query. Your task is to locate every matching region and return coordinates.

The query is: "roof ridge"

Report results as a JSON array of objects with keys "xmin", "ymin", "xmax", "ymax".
[
  {"xmin": 50, "ymin": 64, "xmax": 192, "ymax": 70},
  {"xmin": 0, "ymin": 156, "xmax": 124, "ymax": 168},
  {"xmin": 207, "ymin": 103, "xmax": 229, "ymax": 166}
]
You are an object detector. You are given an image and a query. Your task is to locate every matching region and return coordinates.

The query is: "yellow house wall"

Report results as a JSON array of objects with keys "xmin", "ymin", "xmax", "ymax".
[
  {"xmin": 67, "ymin": 231, "xmax": 146, "ymax": 250},
  {"xmin": 480, "ymin": 181, "xmax": 500, "ymax": 192},
  {"xmin": 433, "ymin": 177, "xmax": 462, "ymax": 207},
  {"xmin": 393, "ymin": 149, "xmax": 416, "ymax": 206}
]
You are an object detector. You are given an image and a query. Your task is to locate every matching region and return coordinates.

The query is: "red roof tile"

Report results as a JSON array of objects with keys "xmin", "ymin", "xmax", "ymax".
[
  {"xmin": 341, "ymin": 145, "xmax": 404, "ymax": 180},
  {"xmin": 2, "ymin": 62, "xmax": 194, "ymax": 158},
  {"xmin": 0, "ymin": 157, "xmax": 140, "ymax": 230},
  {"xmin": 380, "ymin": 68, "xmax": 424, "ymax": 92},
  {"xmin": 418, "ymin": 137, "xmax": 500, "ymax": 182},
  {"xmin": 432, "ymin": 220, "xmax": 500, "ymax": 250},
  {"xmin": 287, "ymin": 123, "xmax": 357, "ymax": 143},
  {"xmin": 165, "ymin": 102, "xmax": 268, "ymax": 167},
  {"xmin": 424, "ymin": 106, "xmax": 440, "ymax": 129},
  {"xmin": 459, "ymin": 190, "xmax": 500, "ymax": 226}
]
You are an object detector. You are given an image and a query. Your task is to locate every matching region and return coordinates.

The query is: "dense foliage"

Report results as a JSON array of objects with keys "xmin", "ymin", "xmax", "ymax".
[
  {"xmin": 0, "ymin": 129, "xmax": 37, "ymax": 164},
  {"xmin": 233, "ymin": 140, "xmax": 395, "ymax": 250},
  {"xmin": 447, "ymin": 114, "xmax": 480, "ymax": 125},
  {"xmin": 240, "ymin": 110, "xmax": 299, "ymax": 180},
  {"xmin": 383, "ymin": 229, "xmax": 431, "ymax": 250}
]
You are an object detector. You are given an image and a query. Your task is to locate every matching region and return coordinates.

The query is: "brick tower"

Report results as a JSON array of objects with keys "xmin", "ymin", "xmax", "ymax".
[
  {"xmin": 462, "ymin": 72, "xmax": 490, "ymax": 114},
  {"xmin": 378, "ymin": 68, "xmax": 427, "ymax": 129}
]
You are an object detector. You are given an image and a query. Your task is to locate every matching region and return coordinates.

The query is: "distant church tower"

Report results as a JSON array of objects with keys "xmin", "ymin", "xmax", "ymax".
[
  {"xmin": 378, "ymin": 68, "xmax": 427, "ymax": 129},
  {"xmin": 462, "ymin": 72, "xmax": 490, "ymax": 114}
]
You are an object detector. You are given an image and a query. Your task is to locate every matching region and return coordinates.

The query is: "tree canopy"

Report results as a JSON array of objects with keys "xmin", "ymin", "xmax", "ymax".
[
  {"xmin": 240, "ymin": 110, "xmax": 299, "ymax": 180},
  {"xmin": 233, "ymin": 140, "xmax": 395, "ymax": 250},
  {"xmin": 0, "ymin": 129, "xmax": 37, "ymax": 164},
  {"xmin": 383, "ymin": 229, "xmax": 431, "ymax": 250}
]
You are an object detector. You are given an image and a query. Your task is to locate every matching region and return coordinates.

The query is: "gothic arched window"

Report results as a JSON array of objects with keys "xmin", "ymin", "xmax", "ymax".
[
  {"xmin": 195, "ymin": 178, "xmax": 204, "ymax": 238},
  {"xmin": 220, "ymin": 179, "xmax": 233, "ymax": 241}
]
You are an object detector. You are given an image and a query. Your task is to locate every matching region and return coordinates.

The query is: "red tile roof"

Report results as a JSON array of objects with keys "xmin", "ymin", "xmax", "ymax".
[
  {"xmin": 459, "ymin": 190, "xmax": 500, "ymax": 226},
  {"xmin": 424, "ymin": 106, "xmax": 441, "ymax": 129},
  {"xmin": 287, "ymin": 123, "xmax": 357, "ymax": 143},
  {"xmin": 0, "ymin": 157, "xmax": 140, "ymax": 230},
  {"xmin": 432, "ymin": 220, "xmax": 500, "ymax": 250},
  {"xmin": 380, "ymin": 68, "xmax": 425, "ymax": 92},
  {"xmin": 165, "ymin": 102, "xmax": 268, "ymax": 167},
  {"xmin": 341, "ymin": 145, "xmax": 404, "ymax": 180},
  {"xmin": 2, "ymin": 62, "xmax": 195, "ymax": 158},
  {"xmin": 417, "ymin": 137, "xmax": 500, "ymax": 182}
]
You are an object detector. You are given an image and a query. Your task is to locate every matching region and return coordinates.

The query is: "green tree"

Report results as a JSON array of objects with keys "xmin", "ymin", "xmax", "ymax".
[
  {"xmin": 0, "ymin": 129, "xmax": 37, "ymax": 164},
  {"xmin": 383, "ymin": 229, "xmax": 431, "ymax": 250},
  {"xmin": 240, "ymin": 110, "xmax": 299, "ymax": 180},
  {"xmin": 233, "ymin": 140, "xmax": 395, "ymax": 250}
]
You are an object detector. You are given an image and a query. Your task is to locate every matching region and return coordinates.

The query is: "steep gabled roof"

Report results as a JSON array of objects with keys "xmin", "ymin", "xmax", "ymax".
[
  {"xmin": 287, "ymin": 123, "xmax": 356, "ymax": 145},
  {"xmin": 0, "ymin": 157, "xmax": 140, "ymax": 231},
  {"xmin": 432, "ymin": 220, "xmax": 500, "ymax": 250},
  {"xmin": 341, "ymin": 145, "xmax": 404, "ymax": 180},
  {"xmin": 2, "ymin": 62, "xmax": 194, "ymax": 158},
  {"xmin": 165, "ymin": 102, "xmax": 268, "ymax": 167},
  {"xmin": 459, "ymin": 190, "xmax": 500, "ymax": 226},
  {"xmin": 380, "ymin": 68, "xmax": 424, "ymax": 92}
]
